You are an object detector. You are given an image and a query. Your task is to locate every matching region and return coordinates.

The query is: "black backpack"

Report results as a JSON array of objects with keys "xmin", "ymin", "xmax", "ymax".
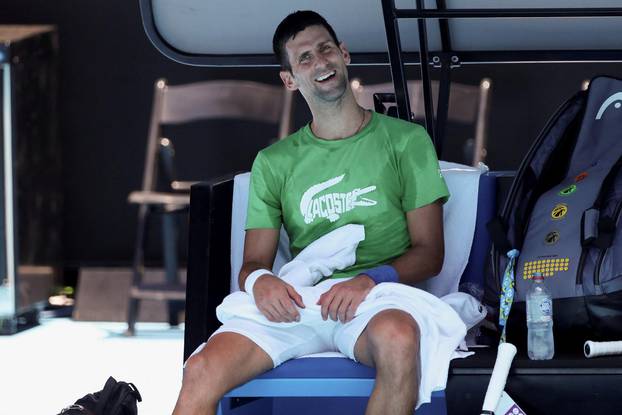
[
  {"xmin": 58, "ymin": 377, "xmax": 142, "ymax": 415},
  {"xmin": 485, "ymin": 75, "xmax": 622, "ymax": 351}
]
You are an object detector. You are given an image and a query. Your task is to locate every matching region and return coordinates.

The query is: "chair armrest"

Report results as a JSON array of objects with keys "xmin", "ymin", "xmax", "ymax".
[{"xmin": 184, "ymin": 174, "xmax": 235, "ymax": 361}]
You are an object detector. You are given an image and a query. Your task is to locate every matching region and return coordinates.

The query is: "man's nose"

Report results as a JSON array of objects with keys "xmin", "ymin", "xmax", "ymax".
[{"xmin": 314, "ymin": 53, "xmax": 329, "ymax": 67}]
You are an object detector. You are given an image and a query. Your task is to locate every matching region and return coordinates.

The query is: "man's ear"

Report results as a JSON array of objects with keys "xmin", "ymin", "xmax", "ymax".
[
  {"xmin": 339, "ymin": 42, "xmax": 351, "ymax": 65},
  {"xmin": 279, "ymin": 70, "xmax": 298, "ymax": 91}
]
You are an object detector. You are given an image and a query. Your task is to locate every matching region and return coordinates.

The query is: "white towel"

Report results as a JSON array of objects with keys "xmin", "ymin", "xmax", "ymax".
[
  {"xmin": 217, "ymin": 279, "xmax": 481, "ymax": 337},
  {"xmin": 217, "ymin": 277, "xmax": 477, "ymax": 405},
  {"xmin": 278, "ymin": 224, "xmax": 365, "ymax": 286},
  {"xmin": 220, "ymin": 223, "xmax": 366, "ymax": 325}
]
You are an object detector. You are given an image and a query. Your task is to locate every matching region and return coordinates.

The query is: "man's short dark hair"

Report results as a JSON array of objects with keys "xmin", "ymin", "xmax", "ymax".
[{"xmin": 272, "ymin": 10, "xmax": 340, "ymax": 72}]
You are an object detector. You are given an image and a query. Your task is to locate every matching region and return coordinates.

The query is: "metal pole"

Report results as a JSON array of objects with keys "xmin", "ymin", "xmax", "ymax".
[
  {"xmin": 1, "ymin": 63, "xmax": 16, "ymax": 322},
  {"xmin": 395, "ymin": 7, "xmax": 622, "ymax": 18},
  {"xmin": 416, "ymin": 0, "xmax": 436, "ymax": 142},
  {"xmin": 381, "ymin": 0, "xmax": 412, "ymax": 122},
  {"xmin": 435, "ymin": 59, "xmax": 451, "ymax": 158},
  {"xmin": 434, "ymin": 0, "xmax": 452, "ymax": 158},
  {"xmin": 436, "ymin": 0, "xmax": 452, "ymax": 51}
]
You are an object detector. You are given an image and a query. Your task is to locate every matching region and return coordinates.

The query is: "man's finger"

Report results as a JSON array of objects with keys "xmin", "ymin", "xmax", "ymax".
[
  {"xmin": 271, "ymin": 300, "xmax": 289, "ymax": 323},
  {"xmin": 317, "ymin": 292, "xmax": 325, "ymax": 306},
  {"xmin": 286, "ymin": 285, "xmax": 306, "ymax": 308},
  {"xmin": 275, "ymin": 300, "xmax": 294, "ymax": 322},
  {"xmin": 279, "ymin": 298, "xmax": 299, "ymax": 322},
  {"xmin": 345, "ymin": 298, "xmax": 360, "ymax": 322},
  {"xmin": 317, "ymin": 286, "xmax": 335, "ymax": 306},
  {"xmin": 260, "ymin": 305, "xmax": 277, "ymax": 322},
  {"xmin": 268, "ymin": 303, "xmax": 288, "ymax": 322},
  {"xmin": 320, "ymin": 290, "xmax": 335, "ymax": 320},
  {"xmin": 328, "ymin": 295, "xmax": 344, "ymax": 321},
  {"xmin": 338, "ymin": 297, "xmax": 352, "ymax": 323}
]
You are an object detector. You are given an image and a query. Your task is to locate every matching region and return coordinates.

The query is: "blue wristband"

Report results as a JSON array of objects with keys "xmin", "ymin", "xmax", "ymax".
[{"xmin": 360, "ymin": 265, "xmax": 399, "ymax": 285}]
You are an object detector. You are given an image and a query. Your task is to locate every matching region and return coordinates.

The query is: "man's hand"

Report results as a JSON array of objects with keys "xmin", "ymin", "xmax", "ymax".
[
  {"xmin": 253, "ymin": 274, "xmax": 305, "ymax": 323},
  {"xmin": 316, "ymin": 275, "xmax": 375, "ymax": 323}
]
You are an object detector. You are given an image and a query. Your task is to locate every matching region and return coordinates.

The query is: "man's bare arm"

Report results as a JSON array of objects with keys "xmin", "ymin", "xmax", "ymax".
[
  {"xmin": 238, "ymin": 228, "xmax": 280, "ymax": 291},
  {"xmin": 318, "ymin": 199, "xmax": 444, "ymax": 323},
  {"xmin": 391, "ymin": 199, "xmax": 445, "ymax": 285},
  {"xmin": 239, "ymin": 228, "xmax": 305, "ymax": 323}
]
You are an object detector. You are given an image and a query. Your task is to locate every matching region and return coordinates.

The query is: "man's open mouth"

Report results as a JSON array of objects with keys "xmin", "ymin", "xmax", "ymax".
[{"xmin": 315, "ymin": 70, "xmax": 336, "ymax": 83}]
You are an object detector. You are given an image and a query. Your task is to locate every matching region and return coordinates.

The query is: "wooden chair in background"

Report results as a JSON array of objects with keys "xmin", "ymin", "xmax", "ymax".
[
  {"xmin": 351, "ymin": 79, "xmax": 492, "ymax": 166},
  {"xmin": 125, "ymin": 79, "xmax": 293, "ymax": 335}
]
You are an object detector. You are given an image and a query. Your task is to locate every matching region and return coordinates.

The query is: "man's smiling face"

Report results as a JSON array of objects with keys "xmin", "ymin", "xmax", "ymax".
[{"xmin": 280, "ymin": 25, "xmax": 351, "ymax": 104}]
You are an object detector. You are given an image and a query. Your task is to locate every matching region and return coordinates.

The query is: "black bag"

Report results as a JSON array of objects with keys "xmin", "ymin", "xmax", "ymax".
[
  {"xmin": 485, "ymin": 75, "xmax": 622, "ymax": 350},
  {"xmin": 58, "ymin": 377, "xmax": 142, "ymax": 415}
]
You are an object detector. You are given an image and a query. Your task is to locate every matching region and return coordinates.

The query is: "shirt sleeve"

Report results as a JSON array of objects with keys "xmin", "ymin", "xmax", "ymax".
[
  {"xmin": 245, "ymin": 151, "xmax": 282, "ymax": 229},
  {"xmin": 399, "ymin": 127, "xmax": 450, "ymax": 212}
]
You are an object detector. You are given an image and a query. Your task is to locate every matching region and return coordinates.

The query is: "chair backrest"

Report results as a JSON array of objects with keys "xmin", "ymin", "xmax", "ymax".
[
  {"xmin": 351, "ymin": 79, "xmax": 491, "ymax": 166},
  {"xmin": 140, "ymin": 79, "xmax": 294, "ymax": 193}
]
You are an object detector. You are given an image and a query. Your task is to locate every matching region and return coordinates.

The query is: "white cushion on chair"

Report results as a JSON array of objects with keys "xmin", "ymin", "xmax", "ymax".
[
  {"xmin": 415, "ymin": 161, "xmax": 486, "ymax": 297},
  {"xmin": 230, "ymin": 161, "xmax": 485, "ymax": 297},
  {"xmin": 230, "ymin": 173, "xmax": 291, "ymax": 292}
]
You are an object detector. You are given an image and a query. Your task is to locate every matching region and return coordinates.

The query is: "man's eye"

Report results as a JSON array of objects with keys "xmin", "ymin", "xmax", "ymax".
[{"xmin": 299, "ymin": 55, "xmax": 310, "ymax": 63}]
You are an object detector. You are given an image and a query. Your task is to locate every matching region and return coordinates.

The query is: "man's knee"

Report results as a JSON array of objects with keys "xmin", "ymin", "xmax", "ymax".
[
  {"xmin": 366, "ymin": 310, "xmax": 420, "ymax": 363},
  {"xmin": 182, "ymin": 333, "xmax": 273, "ymax": 398},
  {"xmin": 185, "ymin": 338, "xmax": 244, "ymax": 385},
  {"xmin": 184, "ymin": 348, "xmax": 220, "ymax": 384}
]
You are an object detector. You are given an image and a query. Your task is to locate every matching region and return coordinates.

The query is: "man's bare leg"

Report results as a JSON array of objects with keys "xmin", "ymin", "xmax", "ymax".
[
  {"xmin": 172, "ymin": 332, "xmax": 273, "ymax": 415},
  {"xmin": 354, "ymin": 309, "xmax": 421, "ymax": 415}
]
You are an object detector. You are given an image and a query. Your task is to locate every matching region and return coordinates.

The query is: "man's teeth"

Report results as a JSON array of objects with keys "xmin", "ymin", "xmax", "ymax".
[{"xmin": 315, "ymin": 71, "xmax": 335, "ymax": 82}]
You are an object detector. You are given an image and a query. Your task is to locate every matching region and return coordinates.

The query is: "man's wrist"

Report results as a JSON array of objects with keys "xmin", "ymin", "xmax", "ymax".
[
  {"xmin": 356, "ymin": 274, "xmax": 375, "ymax": 289},
  {"xmin": 359, "ymin": 265, "xmax": 399, "ymax": 286},
  {"xmin": 244, "ymin": 268, "xmax": 274, "ymax": 298}
]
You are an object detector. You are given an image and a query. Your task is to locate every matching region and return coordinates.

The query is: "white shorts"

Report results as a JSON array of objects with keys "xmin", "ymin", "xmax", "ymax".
[{"xmin": 200, "ymin": 305, "xmax": 410, "ymax": 368}]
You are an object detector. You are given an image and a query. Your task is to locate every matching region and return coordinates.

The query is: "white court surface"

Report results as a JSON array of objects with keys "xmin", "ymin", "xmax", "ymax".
[{"xmin": 0, "ymin": 318, "xmax": 184, "ymax": 414}]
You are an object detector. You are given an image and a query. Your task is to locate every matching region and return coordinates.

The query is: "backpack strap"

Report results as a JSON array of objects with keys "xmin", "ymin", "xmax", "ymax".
[
  {"xmin": 582, "ymin": 154, "xmax": 622, "ymax": 249},
  {"xmin": 126, "ymin": 383, "xmax": 142, "ymax": 403}
]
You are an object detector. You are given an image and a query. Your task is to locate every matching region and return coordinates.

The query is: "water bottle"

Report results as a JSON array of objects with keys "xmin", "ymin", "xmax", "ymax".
[{"xmin": 526, "ymin": 272, "xmax": 554, "ymax": 360}]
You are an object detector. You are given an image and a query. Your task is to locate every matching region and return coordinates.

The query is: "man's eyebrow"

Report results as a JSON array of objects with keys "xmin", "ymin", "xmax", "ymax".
[{"xmin": 296, "ymin": 40, "xmax": 335, "ymax": 61}]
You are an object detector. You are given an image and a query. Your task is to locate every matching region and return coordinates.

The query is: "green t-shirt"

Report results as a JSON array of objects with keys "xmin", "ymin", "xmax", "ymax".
[{"xmin": 246, "ymin": 111, "xmax": 449, "ymax": 279}]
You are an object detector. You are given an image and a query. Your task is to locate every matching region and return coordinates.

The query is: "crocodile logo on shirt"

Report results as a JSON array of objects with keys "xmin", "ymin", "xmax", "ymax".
[{"xmin": 300, "ymin": 174, "xmax": 377, "ymax": 224}]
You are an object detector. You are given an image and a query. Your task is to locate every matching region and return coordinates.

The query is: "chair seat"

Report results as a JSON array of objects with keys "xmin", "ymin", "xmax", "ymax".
[
  {"xmin": 256, "ymin": 357, "xmax": 374, "ymax": 380},
  {"xmin": 225, "ymin": 357, "xmax": 445, "ymax": 399},
  {"xmin": 128, "ymin": 190, "xmax": 190, "ymax": 207},
  {"xmin": 129, "ymin": 283, "xmax": 186, "ymax": 301}
]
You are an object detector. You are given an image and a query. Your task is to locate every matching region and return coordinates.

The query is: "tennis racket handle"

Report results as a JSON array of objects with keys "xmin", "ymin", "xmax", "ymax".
[
  {"xmin": 584, "ymin": 340, "xmax": 622, "ymax": 358},
  {"xmin": 481, "ymin": 343, "xmax": 517, "ymax": 413}
]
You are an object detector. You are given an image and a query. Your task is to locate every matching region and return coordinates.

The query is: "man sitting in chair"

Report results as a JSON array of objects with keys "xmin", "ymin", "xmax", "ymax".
[{"xmin": 174, "ymin": 10, "xmax": 450, "ymax": 415}]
